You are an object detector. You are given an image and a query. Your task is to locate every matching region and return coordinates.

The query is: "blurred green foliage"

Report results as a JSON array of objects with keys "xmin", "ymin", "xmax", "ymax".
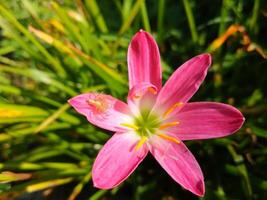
[{"xmin": 0, "ymin": 0, "xmax": 266, "ymax": 199}]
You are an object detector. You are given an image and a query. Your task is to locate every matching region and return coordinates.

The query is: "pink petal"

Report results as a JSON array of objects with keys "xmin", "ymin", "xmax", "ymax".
[
  {"xmin": 68, "ymin": 93, "xmax": 132, "ymax": 132},
  {"xmin": 154, "ymin": 54, "xmax": 211, "ymax": 116},
  {"xmin": 167, "ymin": 102, "xmax": 245, "ymax": 140},
  {"xmin": 149, "ymin": 138, "xmax": 204, "ymax": 196},
  {"xmin": 92, "ymin": 132, "xmax": 148, "ymax": 189},
  {"xmin": 127, "ymin": 30, "xmax": 162, "ymax": 90}
]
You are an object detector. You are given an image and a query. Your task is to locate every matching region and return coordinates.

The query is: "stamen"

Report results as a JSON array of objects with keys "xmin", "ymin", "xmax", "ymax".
[
  {"xmin": 163, "ymin": 102, "xmax": 184, "ymax": 118},
  {"xmin": 87, "ymin": 99, "xmax": 101, "ymax": 106},
  {"xmin": 157, "ymin": 133, "xmax": 180, "ymax": 144},
  {"xmin": 135, "ymin": 136, "xmax": 147, "ymax": 151},
  {"xmin": 120, "ymin": 123, "xmax": 139, "ymax": 130},
  {"xmin": 159, "ymin": 121, "xmax": 180, "ymax": 130},
  {"xmin": 148, "ymin": 87, "xmax": 157, "ymax": 95},
  {"xmin": 87, "ymin": 96, "xmax": 109, "ymax": 112},
  {"xmin": 133, "ymin": 93, "xmax": 142, "ymax": 100}
]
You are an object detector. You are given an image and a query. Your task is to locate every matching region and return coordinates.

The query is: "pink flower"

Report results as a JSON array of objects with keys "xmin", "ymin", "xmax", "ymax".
[{"xmin": 68, "ymin": 30, "xmax": 244, "ymax": 196}]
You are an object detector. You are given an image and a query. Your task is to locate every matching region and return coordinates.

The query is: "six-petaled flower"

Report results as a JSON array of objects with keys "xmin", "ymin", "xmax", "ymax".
[{"xmin": 68, "ymin": 30, "xmax": 244, "ymax": 196}]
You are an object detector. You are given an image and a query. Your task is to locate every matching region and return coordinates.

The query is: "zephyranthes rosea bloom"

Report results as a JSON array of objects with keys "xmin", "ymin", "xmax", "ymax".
[{"xmin": 68, "ymin": 30, "xmax": 244, "ymax": 196}]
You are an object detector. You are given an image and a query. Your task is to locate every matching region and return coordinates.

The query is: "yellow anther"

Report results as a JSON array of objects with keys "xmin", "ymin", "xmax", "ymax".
[
  {"xmin": 87, "ymin": 99, "xmax": 101, "ymax": 107},
  {"xmin": 148, "ymin": 87, "xmax": 157, "ymax": 95},
  {"xmin": 135, "ymin": 136, "xmax": 147, "ymax": 151},
  {"xmin": 120, "ymin": 123, "xmax": 139, "ymax": 130},
  {"xmin": 163, "ymin": 102, "xmax": 184, "ymax": 118},
  {"xmin": 157, "ymin": 133, "xmax": 180, "ymax": 144},
  {"xmin": 133, "ymin": 95, "xmax": 141, "ymax": 100},
  {"xmin": 133, "ymin": 94, "xmax": 141, "ymax": 100},
  {"xmin": 87, "ymin": 96, "xmax": 109, "ymax": 112},
  {"xmin": 159, "ymin": 121, "xmax": 180, "ymax": 130},
  {"xmin": 133, "ymin": 87, "xmax": 157, "ymax": 100}
]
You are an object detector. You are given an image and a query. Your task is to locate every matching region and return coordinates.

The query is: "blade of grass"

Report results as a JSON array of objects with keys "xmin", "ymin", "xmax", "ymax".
[
  {"xmin": 0, "ymin": 162, "xmax": 42, "ymax": 171},
  {"xmin": 0, "ymin": 85, "xmax": 21, "ymax": 95},
  {"xmin": 68, "ymin": 172, "xmax": 92, "ymax": 200},
  {"xmin": 218, "ymin": 0, "xmax": 230, "ymax": 35},
  {"xmin": 84, "ymin": 0, "xmax": 108, "ymax": 33},
  {"xmin": 0, "ymin": 172, "xmax": 31, "ymax": 183},
  {"xmin": 157, "ymin": 0, "xmax": 165, "ymax": 43},
  {"xmin": 3, "ymin": 123, "xmax": 71, "ymax": 140},
  {"xmin": 22, "ymin": 150, "xmax": 70, "ymax": 163},
  {"xmin": 34, "ymin": 168, "xmax": 88, "ymax": 178},
  {"xmin": 249, "ymin": 0, "xmax": 260, "ymax": 33},
  {"xmin": 22, "ymin": 0, "xmax": 44, "ymax": 29},
  {"xmin": 0, "ymin": 46, "xmax": 15, "ymax": 55},
  {"xmin": 182, "ymin": 0, "xmax": 198, "ymax": 43},
  {"xmin": 28, "ymin": 26, "xmax": 127, "ymax": 92},
  {"xmin": 34, "ymin": 103, "xmax": 70, "ymax": 134},
  {"xmin": 0, "ymin": 65, "xmax": 77, "ymax": 96},
  {"xmin": 28, "ymin": 25, "xmax": 75, "ymax": 56},
  {"xmin": 214, "ymin": 0, "xmax": 231, "ymax": 90},
  {"xmin": 0, "ymin": 134, "xmax": 12, "ymax": 142},
  {"xmin": 140, "ymin": 1, "xmax": 151, "ymax": 32},
  {"xmin": 51, "ymin": 2, "xmax": 89, "ymax": 53},
  {"xmin": 0, "ymin": 56, "xmax": 25, "ymax": 66},
  {"xmin": 121, "ymin": 0, "xmax": 133, "ymax": 21},
  {"xmin": 118, "ymin": 0, "xmax": 144, "ymax": 35},
  {"xmin": 0, "ymin": 117, "xmax": 45, "ymax": 124},
  {"xmin": 0, "ymin": 104, "xmax": 48, "ymax": 123},
  {"xmin": 1, "ymin": 161, "xmax": 84, "ymax": 172},
  {"xmin": 0, "ymin": 17, "xmax": 41, "ymax": 59},
  {"xmin": 227, "ymin": 145, "xmax": 252, "ymax": 199},
  {"xmin": 26, "ymin": 177, "xmax": 73, "ymax": 193},
  {"xmin": 27, "ymin": 93, "xmax": 62, "ymax": 107},
  {"xmin": 66, "ymin": 43, "xmax": 127, "ymax": 91},
  {"xmin": 0, "ymin": 4, "xmax": 66, "ymax": 77},
  {"xmin": 89, "ymin": 190, "xmax": 108, "ymax": 200}
]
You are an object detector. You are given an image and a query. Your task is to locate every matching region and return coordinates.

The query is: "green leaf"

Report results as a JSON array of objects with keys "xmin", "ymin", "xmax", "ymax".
[{"xmin": 0, "ymin": 104, "xmax": 49, "ymax": 124}]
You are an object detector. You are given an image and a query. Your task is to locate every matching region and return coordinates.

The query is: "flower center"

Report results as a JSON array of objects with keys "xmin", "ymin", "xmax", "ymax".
[
  {"xmin": 134, "ymin": 110, "xmax": 161, "ymax": 137},
  {"xmin": 120, "ymin": 103, "xmax": 182, "ymax": 151}
]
